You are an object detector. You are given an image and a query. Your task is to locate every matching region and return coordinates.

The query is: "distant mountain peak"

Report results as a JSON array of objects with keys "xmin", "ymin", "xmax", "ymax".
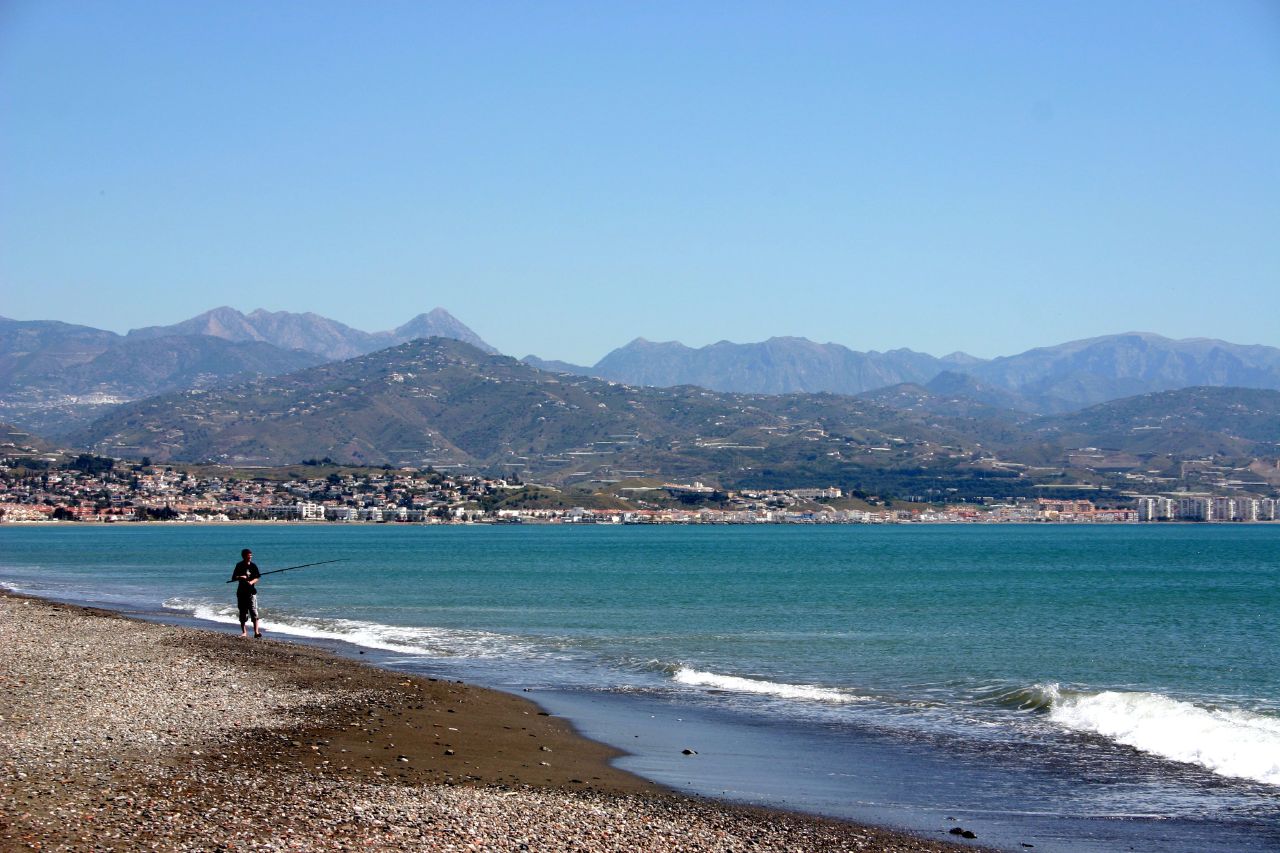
[
  {"xmin": 396, "ymin": 307, "xmax": 455, "ymax": 325},
  {"xmin": 127, "ymin": 307, "xmax": 266, "ymax": 344},
  {"xmin": 247, "ymin": 307, "xmax": 341, "ymax": 324},
  {"xmin": 615, "ymin": 337, "xmax": 694, "ymax": 354},
  {"xmin": 124, "ymin": 306, "xmax": 496, "ymax": 360},
  {"xmin": 592, "ymin": 335, "xmax": 948, "ymax": 396},
  {"xmin": 763, "ymin": 335, "xmax": 814, "ymax": 344},
  {"xmin": 392, "ymin": 308, "xmax": 497, "ymax": 354}
]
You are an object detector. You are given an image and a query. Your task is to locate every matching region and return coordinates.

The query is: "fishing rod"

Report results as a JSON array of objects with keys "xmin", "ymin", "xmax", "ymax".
[{"xmin": 225, "ymin": 559, "xmax": 345, "ymax": 583}]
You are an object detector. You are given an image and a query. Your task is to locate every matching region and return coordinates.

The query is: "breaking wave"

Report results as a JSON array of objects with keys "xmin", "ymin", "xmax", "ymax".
[
  {"xmin": 162, "ymin": 597, "xmax": 531, "ymax": 659},
  {"xmin": 671, "ymin": 666, "xmax": 866, "ymax": 704},
  {"xmin": 1033, "ymin": 682, "xmax": 1280, "ymax": 787}
]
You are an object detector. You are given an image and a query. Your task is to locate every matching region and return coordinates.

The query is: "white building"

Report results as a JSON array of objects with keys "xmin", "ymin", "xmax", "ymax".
[
  {"xmin": 1134, "ymin": 496, "xmax": 1177, "ymax": 521},
  {"xmin": 790, "ymin": 487, "xmax": 844, "ymax": 500},
  {"xmin": 268, "ymin": 503, "xmax": 300, "ymax": 520},
  {"xmin": 267, "ymin": 502, "xmax": 325, "ymax": 520},
  {"xmin": 1259, "ymin": 499, "xmax": 1278, "ymax": 521},
  {"xmin": 1176, "ymin": 496, "xmax": 1212, "ymax": 521}
]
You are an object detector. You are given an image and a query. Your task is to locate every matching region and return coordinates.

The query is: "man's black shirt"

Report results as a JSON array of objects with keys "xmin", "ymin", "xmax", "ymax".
[{"xmin": 231, "ymin": 560, "xmax": 260, "ymax": 597}]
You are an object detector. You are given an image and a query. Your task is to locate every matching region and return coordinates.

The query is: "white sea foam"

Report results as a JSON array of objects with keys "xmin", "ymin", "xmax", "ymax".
[
  {"xmin": 672, "ymin": 667, "xmax": 865, "ymax": 704},
  {"xmin": 1047, "ymin": 686, "xmax": 1280, "ymax": 787},
  {"xmin": 163, "ymin": 598, "xmax": 526, "ymax": 659}
]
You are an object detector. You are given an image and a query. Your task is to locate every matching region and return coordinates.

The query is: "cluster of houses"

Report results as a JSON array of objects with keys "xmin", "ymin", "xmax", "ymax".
[
  {"xmin": 0, "ymin": 463, "xmax": 502, "ymax": 523},
  {"xmin": 491, "ymin": 501, "xmax": 1143, "ymax": 524},
  {"xmin": 1, "ymin": 454, "xmax": 1277, "ymax": 525}
]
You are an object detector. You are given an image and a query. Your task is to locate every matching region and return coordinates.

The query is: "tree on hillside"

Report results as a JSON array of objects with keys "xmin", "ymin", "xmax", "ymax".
[{"xmin": 68, "ymin": 454, "xmax": 114, "ymax": 475}]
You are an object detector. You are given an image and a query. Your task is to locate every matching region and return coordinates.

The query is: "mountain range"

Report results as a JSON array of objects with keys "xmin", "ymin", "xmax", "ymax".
[
  {"xmin": 3, "ymin": 307, "xmax": 1279, "ymax": 498},
  {"xmin": 0, "ymin": 308, "xmax": 493, "ymax": 436},
  {"xmin": 8, "ymin": 306, "xmax": 1280, "ymax": 428},
  {"xmin": 61, "ymin": 336, "xmax": 1025, "ymax": 476},
  {"xmin": 65, "ymin": 337, "xmax": 1280, "ymax": 498},
  {"xmin": 126, "ymin": 306, "xmax": 498, "ymax": 360},
  {"xmin": 526, "ymin": 332, "xmax": 1280, "ymax": 414}
]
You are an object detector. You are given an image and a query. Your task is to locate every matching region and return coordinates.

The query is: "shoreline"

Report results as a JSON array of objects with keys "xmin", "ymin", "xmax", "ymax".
[
  {"xmin": 9, "ymin": 518, "xmax": 1280, "ymax": 526},
  {"xmin": 1, "ymin": 591, "xmax": 981, "ymax": 851}
]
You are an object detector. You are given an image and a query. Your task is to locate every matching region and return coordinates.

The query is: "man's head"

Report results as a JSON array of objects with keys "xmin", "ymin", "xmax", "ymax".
[{"xmin": 241, "ymin": 549, "xmax": 252, "ymax": 559}]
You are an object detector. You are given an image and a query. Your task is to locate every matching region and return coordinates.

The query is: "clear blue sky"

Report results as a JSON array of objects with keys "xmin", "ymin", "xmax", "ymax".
[{"xmin": 3, "ymin": 1, "xmax": 1278, "ymax": 364}]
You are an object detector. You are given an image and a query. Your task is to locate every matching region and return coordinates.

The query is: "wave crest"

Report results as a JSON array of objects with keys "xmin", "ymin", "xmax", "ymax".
[
  {"xmin": 987, "ymin": 682, "xmax": 1066, "ymax": 712},
  {"xmin": 1049, "ymin": 689, "xmax": 1280, "ymax": 787},
  {"xmin": 162, "ymin": 597, "xmax": 521, "ymax": 658},
  {"xmin": 672, "ymin": 667, "xmax": 865, "ymax": 704}
]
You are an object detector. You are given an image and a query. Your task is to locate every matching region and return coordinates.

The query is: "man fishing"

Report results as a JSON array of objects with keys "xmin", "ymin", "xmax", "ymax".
[
  {"xmin": 230, "ymin": 548, "xmax": 263, "ymax": 638},
  {"xmin": 225, "ymin": 556, "xmax": 342, "ymax": 638}
]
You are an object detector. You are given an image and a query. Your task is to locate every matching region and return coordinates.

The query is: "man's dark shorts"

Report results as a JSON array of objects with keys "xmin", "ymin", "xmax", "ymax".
[{"xmin": 237, "ymin": 593, "xmax": 259, "ymax": 624}]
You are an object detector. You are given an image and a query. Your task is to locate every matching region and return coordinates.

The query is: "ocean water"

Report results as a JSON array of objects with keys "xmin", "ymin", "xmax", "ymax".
[{"xmin": 3, "ymin": 523, "xmax": 1278, "ymax": 851}]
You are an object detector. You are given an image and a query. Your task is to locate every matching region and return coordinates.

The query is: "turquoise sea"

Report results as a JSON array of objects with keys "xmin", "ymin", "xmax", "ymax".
[{"xmin": 3, "ymin": 523, "xmax": 1278, "ymax": 851}]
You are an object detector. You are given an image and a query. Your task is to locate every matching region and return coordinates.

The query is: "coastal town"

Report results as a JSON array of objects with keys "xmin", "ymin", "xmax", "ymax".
[{"xmin": 1, "ymin": 453, "xmax": 1275, "ymax": 525}]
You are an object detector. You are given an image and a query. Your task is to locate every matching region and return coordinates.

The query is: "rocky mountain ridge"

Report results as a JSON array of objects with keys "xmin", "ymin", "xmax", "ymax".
[
  {"xmin": 66, "ymin": 338, "xmax": 1280, "ymax": 499},
  {"xmin": 127, "ymin": 306, "xmax": 497, "ymax": 360},
  {"xmin": 526, "ymin": 332, "xmax": 1280, "ymax": 413},
  {"xmin": 0, "ymin": 308, "xmax": 495, "ymax": 435},
  {"xmin": 0, "ymin": 318, "xmax": 326, "ymax": 436}
]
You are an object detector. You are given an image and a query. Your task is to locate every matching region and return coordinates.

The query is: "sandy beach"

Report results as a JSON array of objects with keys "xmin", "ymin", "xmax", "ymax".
[{"xmin": 0, "ymin": 592, "xmax": 987, "ymax": 851}]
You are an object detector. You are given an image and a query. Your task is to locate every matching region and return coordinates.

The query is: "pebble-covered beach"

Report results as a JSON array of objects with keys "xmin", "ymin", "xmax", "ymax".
[{"xmin": 0, "ymin": 593, "xmax": 983, "ymax": 851}]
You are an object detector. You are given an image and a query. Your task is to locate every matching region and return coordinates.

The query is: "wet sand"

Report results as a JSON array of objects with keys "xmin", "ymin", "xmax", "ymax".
[{"xmin": 0, "ymin": 592, "xmax": 986, "ymax": 850}]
